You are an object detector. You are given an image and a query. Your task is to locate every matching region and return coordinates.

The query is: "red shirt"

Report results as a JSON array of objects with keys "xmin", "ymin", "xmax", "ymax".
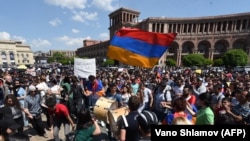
[
  {"xmin": 48, "ymin": 103, "xmax": 69, "ymax": 119},
  {"xmin": 186, "ymin": 95, "xmax": 196, "ymax": 105}
]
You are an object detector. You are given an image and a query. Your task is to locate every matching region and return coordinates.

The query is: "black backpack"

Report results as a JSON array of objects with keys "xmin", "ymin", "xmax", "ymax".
[{"xmin": 0, "ymin": 87, "xmax": 4, "ymax": 101}]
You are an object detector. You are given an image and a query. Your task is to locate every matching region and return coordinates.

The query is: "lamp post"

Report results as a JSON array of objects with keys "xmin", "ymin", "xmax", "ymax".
[
  {"xmin": 103, "ymin": 58, "xmax": 106, "ymax": 67},
  {"xmin": 69, "ymin": 61, "xmax": 71, "ymax": 67}
]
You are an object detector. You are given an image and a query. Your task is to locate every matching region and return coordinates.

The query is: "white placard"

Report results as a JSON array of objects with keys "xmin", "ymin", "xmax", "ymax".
[{"xmin": 74, "ymin": 58, "xmax": 96, "ymax": 78}]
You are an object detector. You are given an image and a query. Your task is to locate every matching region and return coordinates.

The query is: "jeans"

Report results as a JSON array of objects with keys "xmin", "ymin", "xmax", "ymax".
[{"xmin": 53, "ymin": 117, "xmax": 70, "ymax": 141}]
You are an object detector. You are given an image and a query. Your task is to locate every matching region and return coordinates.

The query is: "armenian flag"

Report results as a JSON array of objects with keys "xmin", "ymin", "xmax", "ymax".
[{"xmin": 107, "ymin": 28, "xmax": 177, "ymax": 68}]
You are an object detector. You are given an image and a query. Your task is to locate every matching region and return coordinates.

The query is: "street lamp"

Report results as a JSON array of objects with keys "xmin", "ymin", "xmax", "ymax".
[{"xmin": 69, "ymin": 61, "xmax": 71, "ymax": 67}]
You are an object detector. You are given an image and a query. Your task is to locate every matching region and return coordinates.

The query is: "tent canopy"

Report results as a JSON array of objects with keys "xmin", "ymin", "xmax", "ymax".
[{"xmin": 17, "ymin": 65, "xmax": 27, "ymax": 69}]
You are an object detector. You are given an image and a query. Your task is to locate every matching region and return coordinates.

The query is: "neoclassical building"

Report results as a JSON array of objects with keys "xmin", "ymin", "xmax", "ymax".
[
  {"xmin": 49, "ymin": 50, "xmax": 76, "ymax": 58},
  {"xmin": 76, "ymin": 7, "xmax": 250, "ymax": 66},
  {"xmin": 0, "ymin": 40, "xmax": 35, "ymax": 67}
]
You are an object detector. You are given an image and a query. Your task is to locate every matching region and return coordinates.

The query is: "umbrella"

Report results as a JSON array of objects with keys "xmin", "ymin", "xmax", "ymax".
[{"xmin": 17, "ymin": 65, "xmax": 27, "ymax": 69}]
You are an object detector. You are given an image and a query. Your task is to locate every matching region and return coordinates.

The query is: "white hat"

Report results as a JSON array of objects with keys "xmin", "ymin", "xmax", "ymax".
[
  {"xmin": 36, "ymin": 83, "xmax": 44, "ymax": 91},
  {"xmin": 29, "ymin": 85, "xmax": 36, "ymax": 91}
]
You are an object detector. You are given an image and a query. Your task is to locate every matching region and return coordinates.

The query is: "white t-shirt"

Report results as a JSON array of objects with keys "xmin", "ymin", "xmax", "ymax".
[
  {"xmin": 154, "ymin": 91, "xmax": 172, "ymax": 110},
  {"xmin": 143, "ymin": 87, "xmax": 151, "ymax": 103}
]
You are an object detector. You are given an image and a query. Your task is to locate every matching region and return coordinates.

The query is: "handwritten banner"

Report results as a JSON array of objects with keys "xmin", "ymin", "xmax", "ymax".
[{"xmin": 74, "ymin": 58, "xmax": 96, "ymax": 78}]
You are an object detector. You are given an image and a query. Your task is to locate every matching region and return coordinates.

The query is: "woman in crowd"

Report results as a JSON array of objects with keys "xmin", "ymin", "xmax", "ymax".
[
  {"xmin": 121, "ymin": 85, "xmax": 132, "ymax": 106},
  {"xmin": 0, "ymin": 94, "xmax": 24, "ymax": 133},
  {"xmin": 74, "ymin": 107, "xmax": 101, "ymax": 141}
]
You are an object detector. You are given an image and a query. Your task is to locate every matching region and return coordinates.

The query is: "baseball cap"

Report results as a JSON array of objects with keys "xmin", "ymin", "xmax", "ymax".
[{"xmin": 28, "ymin": 85, "xmax": 36, "ymax": 91}]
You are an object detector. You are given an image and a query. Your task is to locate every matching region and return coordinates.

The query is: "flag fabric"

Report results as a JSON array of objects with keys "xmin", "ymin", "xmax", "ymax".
[
  {"xmin": 156, "ymin": 67, "xmax": 162, "ymax": 79},
  {"xmin": 86, "ymin": 80, "xmax": 105, "ymax": 97},
  {"xmin": 107, "ymin": 28, "xmax": 177, "ymax": 68}
]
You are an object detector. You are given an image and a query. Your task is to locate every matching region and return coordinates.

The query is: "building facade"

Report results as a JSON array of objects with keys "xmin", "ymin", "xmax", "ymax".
[
  {"xmin": 76, "ymin": 7, "xmax": 250, "ymax": 66},
  {"xmin": 49, "ymin": 50, "xmax": 76, "ymax": 58},
  {"xmin": 34, "ymin": 51, "xmax": 50, "ymax": 65},
  {"xmin": 0, "ymin": 40, "xmax": 35, "ymax": 67}
]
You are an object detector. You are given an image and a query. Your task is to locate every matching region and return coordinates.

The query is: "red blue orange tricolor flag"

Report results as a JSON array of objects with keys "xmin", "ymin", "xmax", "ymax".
[{"xmin": 107, "ymin": 28, "xmax": 177, "ymax": 68}]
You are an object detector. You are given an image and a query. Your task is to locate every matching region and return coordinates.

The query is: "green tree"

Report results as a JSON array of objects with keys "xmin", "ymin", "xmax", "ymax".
[
  {"xmin": 165, "ymin": 58, "xmax": 176, "ymax": 66},
  {"xmin": 182, "ymin": 54, "xmax": 206, "ymax": 67},
  {"xmin": 204, "ymin": 59, "xmax": 213, "ymax": 66},
  {"xmin": 222, "ymin": 49, "xmax": 248, "ymax": 67},
  {"xmin": 47, "ymin": 52, "xmax": 74, "ymax": 65},
  {"xmin": 103, "ymin": 59, "xmax": 115, "ymax": 66},
  {"xmin": 213, "ymin": 59, "xmax": 224, "ymax": 66}
]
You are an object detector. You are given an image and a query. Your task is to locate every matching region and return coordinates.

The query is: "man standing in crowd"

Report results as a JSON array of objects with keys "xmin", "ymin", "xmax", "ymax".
[
  {"xmin": 192, "ymin": 77, "xmax": 207, "ymax": 102},
  {"xmin": 106, "ymin": 83, "xmax": 123, "ymax": 108},
  {"xmin": 23, "ymin": 85, "xmax": 48, "ymax": 138},
  {"xmin": 85, "ymin": 75, "xmax": 105, "ymax": 109},
  {"xmin": 118, "ymin": 95, "xmax": 141, "ymax": 141},
  {"xmin": 70, "ymin": 76, "xmax": 86, "ymax": 119},
  {"xmin": 226, "ymin": 90, "xmax": 250, "ymax": 125},
  {"xmin": 140, "ymin": 83, "xmax": 153, "ymax": 111}
]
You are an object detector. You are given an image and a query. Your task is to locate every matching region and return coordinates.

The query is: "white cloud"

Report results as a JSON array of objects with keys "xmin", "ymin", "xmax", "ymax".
[
  {"xmin": 92, "ymin": 0, "xmax": 118, "ymax": 11},
  {"xmin": 0, "ymin": 32, "xmax": 26, "ymax": 43},
  {"xmin": 12, "ymin": 36, "xmax": 27, "ymax": 44},
  {"xmin": 99, "ymin": 32, "xmax": 109, "ymax": 40},
  {"xmin": 56, "ymin": 35, "xmax": 91, "ymax": 47},
  {"xmin": 49, "ymin": 18, "xmax": 62, "ymax": 27},
  {"xmin": 0, "ymin": 32, "xmax": 11, "ymax": 40},
  {"xmin": 72, "ymin": 29, "xmax": 80, "ymax": 33},
  {"xmin": 31, "ymin": 38, "xmax": 52, "ymax": 49},
  {"xmin": 72, "ymin": 11, "xmax": 98, "ymax": 22},
  {"xmin": 44, "ymin": 0, "xmax": 87, "ymax": 10}
]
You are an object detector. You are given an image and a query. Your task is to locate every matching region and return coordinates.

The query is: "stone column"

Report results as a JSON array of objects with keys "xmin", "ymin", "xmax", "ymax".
[
  {"xmin": 162, "ymin": 23, "xmax": 166, "ymax": 33},
  {"xmin": 246, "ymin": 19, "xmax": 249, "ymax": 30},
  {"xmin": 177, "ymin": 49, "xmax": 182, "ymax": 66},
  {"xmin": 226, "ymin": 21, "xmax": 229, "ymax": 32},
  {"xmin": 240, "ymin": 19, "xmax": 243, "ymax": 31}
]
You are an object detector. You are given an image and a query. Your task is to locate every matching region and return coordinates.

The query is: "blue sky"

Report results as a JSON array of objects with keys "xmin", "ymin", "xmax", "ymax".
[{"xmin": 0, "ymin": 0, "xmax": 249, "ymax": 52}]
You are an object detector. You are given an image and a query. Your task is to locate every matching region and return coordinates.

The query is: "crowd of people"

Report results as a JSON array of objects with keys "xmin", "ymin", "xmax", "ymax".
[{"xmin": 0, "ymin": 66, "xmax": 250, "ymax": 141}]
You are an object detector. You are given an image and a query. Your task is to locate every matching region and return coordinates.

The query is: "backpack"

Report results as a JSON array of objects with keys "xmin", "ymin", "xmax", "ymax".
[
  {"xmin": 65, "ymin": 131, "xmax": 76, "ymax": 141},
  {"xmin": 0, "ymin": 87, "xmax": 4, "ymax": 101}
]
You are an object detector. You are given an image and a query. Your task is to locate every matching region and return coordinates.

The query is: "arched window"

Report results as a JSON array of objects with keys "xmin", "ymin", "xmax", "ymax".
[
  {"xmin": 9, "ymin": 52, "xmax": 15, "ymax": 60},
  {"xmin": 1, "ymin": 52, "xmax": 7, "ymax": 61}
]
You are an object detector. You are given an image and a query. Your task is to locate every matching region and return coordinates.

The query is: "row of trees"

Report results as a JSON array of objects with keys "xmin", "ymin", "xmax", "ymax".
[
  {"xmin": 166, "ymin": 49, "xmax": 248, "ymax": 67},
  {"xmin": 47, "ymin": 52, "xmax": 74, "ymax": 65},
  {"xmin": 48, "ymin": 49, "xmax": 248, "ymax": 68},
  {"xmin": 47, "ymin": 52, "xmax": 115, "ymax": 66}
]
